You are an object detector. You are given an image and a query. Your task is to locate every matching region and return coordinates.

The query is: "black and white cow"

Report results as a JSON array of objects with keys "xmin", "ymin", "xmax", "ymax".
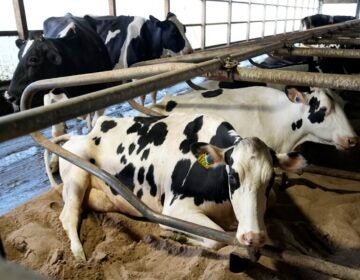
[
  {"xmin": 84, "ymin": 12, "xmax": 193, "ymax": 104},
  {"xmin": 85, "ymin": 12, "xmax": 192, "ymax": 69},
  {"xmin": 301, "ymin": 14, "xmax": 356, "ymax": 29},
  {"xmin": 52, "ymin": 113, "xmax": 306, "ymax": 260},
  {"xmin": 5, "ymin": 12, "xmax": 192, "ymax": 109},
  {"xmin": 5, "ymin": 14, "xmax": 112, "ymax": 109},
  {"xmin": 151, "ymin": 86, "xmax": 358, "ymax": 153}
]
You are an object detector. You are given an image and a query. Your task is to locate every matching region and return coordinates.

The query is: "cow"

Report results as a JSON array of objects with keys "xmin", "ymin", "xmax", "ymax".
[
  {"xmin": 5, "ymin": 12, "xmax": 192, "ymax": 115},
  {"xmin": 46, "ymin": 113, "xmax": 306, "ymax": 260},
  {"xmin": 84, "ymin": 12, "xmax": 193, "ymax": 104},
  {"xmin": 5, "ymin": 14, "xmax": 112, "ymax": 109},
  {"xmin": 150, "ymin": 86, "xmax": 358, "ymax": 153},
  {"xmin": 301, "ymin": 14, "xmax": 356, "ymax": 29}
]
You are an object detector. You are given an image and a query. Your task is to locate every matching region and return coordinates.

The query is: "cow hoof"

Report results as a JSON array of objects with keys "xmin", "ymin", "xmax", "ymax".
[{"xmin": 72, "ymin": 246, "xmax": 86, "ymax": 262}]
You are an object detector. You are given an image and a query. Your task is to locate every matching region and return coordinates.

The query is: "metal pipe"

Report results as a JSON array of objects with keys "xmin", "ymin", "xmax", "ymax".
[
  {"xmin": 275, "ymin": 47, "xmax": 360, "ymax": 59},
  {"xmin": 304, "ymin": 165, "xmax": 360, "ymax": 181},
  {"xmin": 304, "ymin": 38, "xmax": 360, "ymax": 46},
  {"xmin": 133, "ymin": 19, "xmax": 360, "ymax": 67},
  {"xmin": 0, "ymin": 20, "xmax": 358, "ymax": 143},
  {"xmin": 0, "ymin": 19, "xmax": 359, "ymax": 143},
  {"xmin": 202, "ymin": 68, "xmax": 360, "ymax": 91}
]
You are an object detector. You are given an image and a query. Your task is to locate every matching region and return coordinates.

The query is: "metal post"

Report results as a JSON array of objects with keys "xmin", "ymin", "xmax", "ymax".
[
  {"xmin": 227, "ymin": 0, "xmax": 232, "ymax": 45},
  {"xmin": 108, "ymin": 0, "xmax": 116, "ymax": 16},
  {"xmin": 164, "ymin": 0, "xmax": 170, "ymax": 16},
  {"xmin": 201, "ymin": 0, "xmax": 206, "ymax": 49},
  {"xmin": 12, "ymin": 0, "xmax": 28, "ymax": 39}
]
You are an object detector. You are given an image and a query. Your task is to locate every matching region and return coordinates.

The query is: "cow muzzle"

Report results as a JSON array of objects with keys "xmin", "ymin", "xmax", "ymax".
[
  {"xmin": 336, "ymin": 136, "xmax": 359, "ymax": 150},
  {"xmin": 238, "ymin": 231, "xmax": 267, "ymax": 247}
]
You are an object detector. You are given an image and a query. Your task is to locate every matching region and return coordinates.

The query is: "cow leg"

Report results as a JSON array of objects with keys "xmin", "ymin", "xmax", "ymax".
[
  {"xmin": 60, "ymin": 168, "xmax": 89, "ymax": 261},
  {"xmin": 140, "ymin": 95, "xmax": 146, "ymax": 106},
  {"xmin": 44, "ymin": 92, "xmax": 69, "ymax": 173},
  {"xmin": 91, "ymin": 109, "xmax": 105, "ymax": 129},
  {"xmin": 43, "ymin": 91, "xmax": 68, "ymax": 137},
  {"xmin": 163, "ymin": 199, "xmax": 224, "ymax": 249},
  {"xmin": 150, "ymin": 91, "xmax": 157, "ymax": 104}
]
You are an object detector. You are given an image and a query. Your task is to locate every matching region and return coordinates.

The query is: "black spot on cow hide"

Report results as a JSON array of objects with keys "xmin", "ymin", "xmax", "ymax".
[
  {"xmin": 117, "ymin": 143, "xmax": 125, "ymax": 154},
  {"xmin": 179, "ymin": 115, "xmax": 203, "ymax": 154},
  {"xmin": 308, "ymin": 97, "xmax": 325, "ymax": 123},
  {"xmin": 265, "ymin": 172, "xmax": 275, "ymax": 198},
  {"xmin": 170, "ymin": 159, "xmax": 229, "ymax": 206},
  {"xmin": 146, "ymin": 164, "xmax": 157, "ymax": 197},
  {"xmin": 210, "ymin": 122, "xmax": 238, "ymax": 148},
  {"xmin": 114, "ymin": 163, "xmax": 136, "ymax": 193},
  {"xmin": 291, "ymin": 119, "xmax": 303, "ymax": 131},
  {"xmin": 138, "ymin": 167, "xmax": 145, "ymax": 184},
  {"xmin": 165, "ymin": 100, "xmax": 177, "ymax": 112},
  {"xmin": 127, "ymin": 116, "xmax": 168, "ymax": 154},
  {"xmin": 201, "ymin": 89, "xmax": 223, "ymax": 98},
  {"xmin": 137, "ymin": 189, "xmax": 143, "ymax": 199},
  {"xmin": 128, "ymin": 143, "xmax": 135, "ymax": 155},
  {"xmin": 101, "ymin": 120, "xmax": 117, "ymax": 133},
  {"xmin": 121, "ymin": 155, "xmax": 127, "ymax": 164},
  {"xmin": 92, "ymin": 136, "xmax": 101, "ymax": 145},
  {"xmin": 141, "ymin": 149, "xmax": 150, "ymax": 161},
  {"xmin": 161, "ymin": 193, "xmax": 165, "ymax": 206},
  {"xmin": 228, "ymin": 168, "xmax": 240, "ymax": 197}
]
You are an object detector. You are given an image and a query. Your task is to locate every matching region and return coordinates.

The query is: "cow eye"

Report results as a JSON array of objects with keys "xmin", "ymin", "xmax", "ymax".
[
  {"xmin": 28, "ymin": 56, "xmax": 40, "ymax": 65},
  {"xmin": 229, "ymin": 174, "xmax": 237, "ymax": 185},
  {"xmin": 319, "ymin": 106, "xmax": 327, "ymax": 112}
]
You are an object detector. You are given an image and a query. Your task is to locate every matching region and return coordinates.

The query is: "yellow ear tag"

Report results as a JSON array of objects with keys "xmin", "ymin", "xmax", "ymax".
[{"xmin": 198, "ymin": 152, "xmax": 214, "ymax": 169}]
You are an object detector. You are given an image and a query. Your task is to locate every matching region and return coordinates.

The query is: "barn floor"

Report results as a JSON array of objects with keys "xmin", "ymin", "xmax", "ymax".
[
  {"xmin": 0, "ymin": 78, "xmax": 360, "ymax": 279},
  {"xmin": 0, "ymin": 172, "xmax": 359, "ymax": 279}
]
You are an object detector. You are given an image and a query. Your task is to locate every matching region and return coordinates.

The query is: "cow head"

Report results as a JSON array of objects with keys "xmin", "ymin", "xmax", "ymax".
[
  {"xmin": 5, "ymin": 37, "xmax": 63, "ymax": 107},
  {"xmin": 150, "ymin": 12, "xmax": 192, "ymax": 56},
  {"xmin": 192, "ymin": 137, "xmax": 306, "ymax": 247},
  {"xmin": 286, "ymin": 87, "xmax": 358, "ymax": 150}
]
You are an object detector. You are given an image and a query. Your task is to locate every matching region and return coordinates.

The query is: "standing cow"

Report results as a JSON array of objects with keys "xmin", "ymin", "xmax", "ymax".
[
  {"xmin": 301, "ymin": 14, "xmax": 356, "ymax": 29},
  {"xmin": 51, "ymin": 113, "xmax": 306, "ymax": 260},
  {"xmin": 151, "ymin": 86, "xmax": 358, "ymax": 153},
  {"xmin": 4, "ymin": 12, "xmax": 192, "ymax": 110}
]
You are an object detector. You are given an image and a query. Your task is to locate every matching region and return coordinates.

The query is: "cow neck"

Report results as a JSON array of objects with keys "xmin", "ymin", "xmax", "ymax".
[
  {"xmin": 276, "ymin": 101, "xmax": 307, "ymax": 152},
  {"xmin": 140, "ymin": 20, "xmax": 162, "ymax": 60}
]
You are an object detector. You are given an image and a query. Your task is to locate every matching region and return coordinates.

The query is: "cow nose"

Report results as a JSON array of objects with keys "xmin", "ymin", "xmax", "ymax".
[
  {"xmin": 240, "ymin": 232, "xmax": 266, "ymax": 247},
  {"xmin": 347, "ymin": 137, "xmax": 358, "ymax": 148}
]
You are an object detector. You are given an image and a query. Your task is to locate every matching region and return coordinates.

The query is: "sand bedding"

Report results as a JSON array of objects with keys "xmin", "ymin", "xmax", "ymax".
[{"xmin": 1, "ymin": 173, "xmax": 360, "ymax": 280}]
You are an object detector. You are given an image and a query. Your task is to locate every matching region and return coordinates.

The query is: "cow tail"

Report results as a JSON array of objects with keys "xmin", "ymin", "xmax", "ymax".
[{"xmin": 44, "ymin": 134, "xmax": 71, "ymax": 193}]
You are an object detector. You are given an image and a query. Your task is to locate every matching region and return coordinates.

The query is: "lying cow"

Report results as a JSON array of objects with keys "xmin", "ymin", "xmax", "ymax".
[
  {"xmin": 301, "ymin": 14, "xmax": 356, "ymax": 29},
  {"xmin": 48, "ymin": 113, "xmax": 306, "ymax": 260},
  {"xmin": 151, "ymin": 86, "xmax": 358, "ymax": 152}
]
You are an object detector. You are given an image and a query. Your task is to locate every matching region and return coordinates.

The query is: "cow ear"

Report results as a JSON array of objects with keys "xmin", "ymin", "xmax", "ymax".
[
  {"xmin": 285, "ymin": 87, "xmax": 306, "ymax": 104},
  {"xmin": 149, "ymin": 15, "xmax": 160, "ymax": 24},
  {"xmin": 15, "ymin": 39, "xmax": 26, "ymax": 49},
  {"xmin": 191, "ymin": 142, "xmax": 225, "ymax": 169},
  {"xmin": 166, "ymin": 12, "xmax": 176, "ymax": 20},
  {"xmin": 47, "ymin": 49, "xmax": 62, "ymax": 65},
  {"xmin": 271, "ymin": 150, "xmax": 307, "ymax": 174}
]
